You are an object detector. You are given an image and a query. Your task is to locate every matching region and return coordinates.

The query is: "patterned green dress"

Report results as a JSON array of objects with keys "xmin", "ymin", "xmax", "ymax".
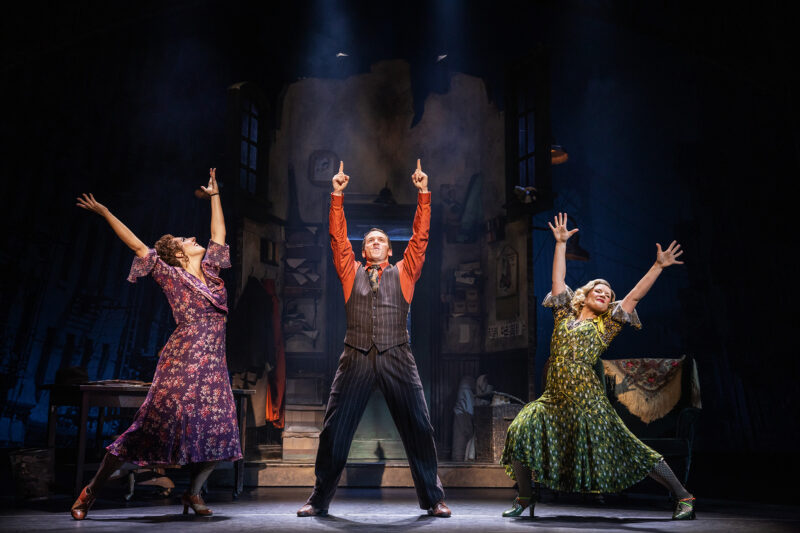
[{"xmin": 501, "ymin": 287, "xmax": 662, "ymax": 493}]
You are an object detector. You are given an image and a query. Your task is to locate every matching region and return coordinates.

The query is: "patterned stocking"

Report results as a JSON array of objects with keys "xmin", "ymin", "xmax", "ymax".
[
  {"xmin": 511, "ymin": 461, "xmax": 533, "ymax": 499},
  {"xmin": 648, "ymin": 459, "xmax": 692, "ymax": 499},
  {"xmin": 87, "ymin": 452, "xmax": 124, "ymax": 495},
  {"xmin": 189, "ymin": 461, "xmax": 218, "ymax": 495}
]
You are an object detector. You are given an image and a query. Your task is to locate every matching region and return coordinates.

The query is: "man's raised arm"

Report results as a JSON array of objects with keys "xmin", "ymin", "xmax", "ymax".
[
  {"xmin": 329, "ymin": 161, "xmax": 357, "ymax": 300},
  {"xmin": 399, "ymin": 160, "xmax": 431, "ymax": 300}
]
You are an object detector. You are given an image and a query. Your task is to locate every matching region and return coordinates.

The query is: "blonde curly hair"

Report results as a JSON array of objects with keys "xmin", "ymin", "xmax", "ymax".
[{"xmin": 570, "ymin": 278, "xmax": 615, "ymax": 316}]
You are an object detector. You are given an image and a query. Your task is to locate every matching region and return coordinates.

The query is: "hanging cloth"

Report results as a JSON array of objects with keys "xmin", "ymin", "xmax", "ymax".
[
  {"xmin": 263, "ymin": 279, "xmax": 286, "ymax": 429},
  {"xmin": 603, "ymin": 356, "xmax": 686, "ymax": 424}
]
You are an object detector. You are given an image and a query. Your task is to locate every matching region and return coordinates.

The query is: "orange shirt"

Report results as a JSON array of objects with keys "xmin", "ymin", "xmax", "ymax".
[{"xmin": 329, "ymin": 191, "xmax": 431, "ymax": 304}]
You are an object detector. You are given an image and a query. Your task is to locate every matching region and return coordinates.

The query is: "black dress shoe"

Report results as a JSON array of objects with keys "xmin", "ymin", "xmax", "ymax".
[
  {"xmin": 428, "ymin": 501, "xmax": 451, "ymax": 517},
  {"xmin": 297, "ymin": 503, "xmax": 328, "ymax": 517}
]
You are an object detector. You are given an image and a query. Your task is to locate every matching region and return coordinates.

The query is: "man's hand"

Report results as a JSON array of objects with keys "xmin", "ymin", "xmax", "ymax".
[
  {"xmin": 547, "ymin": 212, "xmax": 579, "ymax": 243},
  {"xmin": 76, "ymin": 193, "xmax": 109, "ymax": 218},
  {"xmin": 655, "ymin": 241, "xmax": 684, "ymax": 268},
  {"xmin": 412, "ymin": 159, "xmax": 428, "ymax": 192},
  {"xmin": 332, "ymin": 161, "xmax": 349, "ymax": 195}
]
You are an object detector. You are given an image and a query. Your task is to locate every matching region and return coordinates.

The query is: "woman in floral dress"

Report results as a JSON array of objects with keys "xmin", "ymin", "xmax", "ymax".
[
  {"xmin": 500, "ymin": 213, "xmax": 695, "ymax": 520},
  {"xmin": 70, "ymin": 169, "xmax": 241, "ymax": 519}
]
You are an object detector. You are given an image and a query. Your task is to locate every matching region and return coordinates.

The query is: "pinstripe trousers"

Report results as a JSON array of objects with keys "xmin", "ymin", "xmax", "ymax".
[{"xmin": 307, "ymin": 343, "xmax": 444, "ymax": 510}]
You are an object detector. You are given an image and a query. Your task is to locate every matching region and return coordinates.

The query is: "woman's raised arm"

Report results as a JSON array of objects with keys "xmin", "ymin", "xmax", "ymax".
[
  {"xmin": 76, "ymin": 193, "xmax": 149, "ymax": 257},
  {"xmin": 547, "ymin": 212, "xmax": 579, "ymax": 296},
  {"xmin": 619, "ymin": 241, "xmax": 684, "ymax": 314},
  {"xmin": 201, "ymin": 167, "xmax": 225, "ymax": 245}
]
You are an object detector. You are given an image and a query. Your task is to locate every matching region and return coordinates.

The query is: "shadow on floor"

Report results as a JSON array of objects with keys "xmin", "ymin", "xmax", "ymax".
[
  {"xmin": 505, "ymin": 514, "xmax": 677, "ymax": 532},
  {"xmin": 312, "ymin": 513, "xmax": 442, "ymax": 531},
  {"xmin": 85, "ymin": 514, "xmax": 232, "ymax": 524}
]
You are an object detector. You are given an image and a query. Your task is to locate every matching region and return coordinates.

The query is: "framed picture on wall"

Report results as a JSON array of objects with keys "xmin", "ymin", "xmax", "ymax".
[
  {"xmin": 308, "ymin": 150, "xmax": 339, "ymax": 187},
  {"xmin": 497, "ymin": 246, "xmax": 518, "ymax": 298}
]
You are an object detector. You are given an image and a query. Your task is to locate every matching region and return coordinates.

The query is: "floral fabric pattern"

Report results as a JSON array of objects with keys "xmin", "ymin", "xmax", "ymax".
[
  {"xmin": 501, "ymin": 286, "xmax": 661, "ymax": 493},
  {"xmin": 107, "ymin": 241, "xmax": 242, "ymax": 466}
]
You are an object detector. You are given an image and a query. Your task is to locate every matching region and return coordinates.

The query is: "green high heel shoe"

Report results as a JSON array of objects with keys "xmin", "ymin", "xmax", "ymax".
[
  {"xmin": 672, "ymin": 496, "xmax": 696, "ymax": 520},
  {"xmin": 502, "ymin": 496, "xmax": 534, "ymax": 517}
]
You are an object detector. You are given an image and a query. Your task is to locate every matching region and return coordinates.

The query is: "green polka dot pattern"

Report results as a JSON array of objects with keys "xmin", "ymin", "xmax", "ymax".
[{"xmin": 500, "ymin": 287, "xmax": 662, "ymax": 493}]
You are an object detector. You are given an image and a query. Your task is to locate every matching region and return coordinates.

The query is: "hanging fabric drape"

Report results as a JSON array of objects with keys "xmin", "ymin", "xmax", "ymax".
[{"xmin": 263, "ymin": 278, "xmax": 286, "ymax": 429}]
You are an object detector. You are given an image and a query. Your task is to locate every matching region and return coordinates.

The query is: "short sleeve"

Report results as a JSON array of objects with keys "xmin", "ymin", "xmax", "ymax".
[
  {"xmin": 127, "ymin": 249, "xmax": 157, "ymax": 283},
  {"xmin": 202, "ymin": 240, "xmax": 231, "ymax": 275},
  {"xmin": 542, "ymin": 286, "xmax": 575, "ymax": 324},
  {"xmin": 596, "ymin": 301, "xmax": 642, "ymax": 346},
  {"xmin": 127, "ymin": 249, "xmax": 176, "ymax": 286}
]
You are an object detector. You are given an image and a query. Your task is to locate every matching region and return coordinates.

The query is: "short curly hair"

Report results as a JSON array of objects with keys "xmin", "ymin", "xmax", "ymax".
[
  {"xmin": 154, "ymin": 234, "xmax": 184, "ymax": 267},
  {"xmin": 571, "ymin": 278, "xmax": 615, "ymax": 316}
]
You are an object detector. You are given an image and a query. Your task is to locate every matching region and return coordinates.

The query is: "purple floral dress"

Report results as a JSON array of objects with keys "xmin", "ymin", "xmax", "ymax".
[{"xmin": 106, "ymin": 240, "xmax": 242, "ymax": 465}]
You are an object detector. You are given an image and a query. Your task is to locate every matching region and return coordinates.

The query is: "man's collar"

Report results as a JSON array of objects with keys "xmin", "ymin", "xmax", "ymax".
[{"xmin": 365, "ymin": 260, "xmax": 390, "ymax": 270}]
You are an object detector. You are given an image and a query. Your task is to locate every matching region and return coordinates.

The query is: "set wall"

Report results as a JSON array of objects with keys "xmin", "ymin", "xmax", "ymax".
[{"xmin": 269, "ymin": 60, "xmax": 505, "ymax": 223}]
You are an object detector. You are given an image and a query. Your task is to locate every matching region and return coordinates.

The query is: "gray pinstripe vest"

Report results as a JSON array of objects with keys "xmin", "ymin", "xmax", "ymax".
[{"xmin": 344, "ymin": 264, "xmax": 410, "ymax": 352}]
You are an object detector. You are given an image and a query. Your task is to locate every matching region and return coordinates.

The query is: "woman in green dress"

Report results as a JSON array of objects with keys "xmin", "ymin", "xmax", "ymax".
[{"xmin": 500, "ymin": 212, "xmax": 695, "ymax": 520}]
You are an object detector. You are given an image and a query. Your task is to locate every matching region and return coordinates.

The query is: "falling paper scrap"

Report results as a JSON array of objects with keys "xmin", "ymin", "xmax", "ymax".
[
  {"xmin": 286, "ymin": 258, "xmax": 306, "ymax": 269},
  {"xmin": 291, "ymin": 273, "xmax": 309, "ymax": 285}
]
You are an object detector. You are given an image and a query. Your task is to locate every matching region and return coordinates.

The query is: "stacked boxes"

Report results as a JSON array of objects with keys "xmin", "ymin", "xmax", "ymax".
[{"xmin": 282, "ymin": 404, "xmax": 326, "ymax": 462}]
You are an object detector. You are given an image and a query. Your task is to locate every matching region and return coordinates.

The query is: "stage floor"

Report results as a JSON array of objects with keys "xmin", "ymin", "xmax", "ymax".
[{"xmin": 1, "ymin": 487, "xmax": 798, "ymax": 533}]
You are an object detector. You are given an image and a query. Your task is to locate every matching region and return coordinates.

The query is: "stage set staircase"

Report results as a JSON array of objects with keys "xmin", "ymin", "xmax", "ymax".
[{"xmin": 226, "ymin": 378, "xmax": 515, "ymax": 488}]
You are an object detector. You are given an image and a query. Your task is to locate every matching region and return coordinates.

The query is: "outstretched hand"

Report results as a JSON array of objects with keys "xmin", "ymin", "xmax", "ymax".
[
  {"xmin": 548, "ymin": 212, "xmax": 579, "ymax": 243},
  {"xmin": 76, "ymin": 193, "xmax": 109, "ymax": 217},
  {"xmin": 200, "ymin": 168, "xmax": 219, "ymax": 197},
  {"xmin": 411, "ymin": 159, "xmax": 428, "ymax": 192},
  {"xmin": 656, "ymin": 241, "xmax": 684, "ymax": 268},
  {"xmin": 332, "ymin": 161, "xmax": 349, "ymax": 194}
]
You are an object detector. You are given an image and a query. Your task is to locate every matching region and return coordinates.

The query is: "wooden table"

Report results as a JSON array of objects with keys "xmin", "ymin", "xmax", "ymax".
[{"xmin": 42, "ymin": 383, "xmax": 254, "ymax": 497}]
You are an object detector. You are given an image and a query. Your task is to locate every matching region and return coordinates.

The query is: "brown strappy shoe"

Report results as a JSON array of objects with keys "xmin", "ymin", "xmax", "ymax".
[{"xmin": 181, "ymin": 492, "xmax": 213, "ymax": 516}]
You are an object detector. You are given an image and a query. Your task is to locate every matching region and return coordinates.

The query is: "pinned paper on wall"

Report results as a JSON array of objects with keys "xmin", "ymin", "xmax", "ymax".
[
  {"xmin": 459, "ymin": 324, "xmax": 471, "ymax": 344},
  {"xmin": 497, "ymin": 246, "xmax": 518, "ymax": 297}
]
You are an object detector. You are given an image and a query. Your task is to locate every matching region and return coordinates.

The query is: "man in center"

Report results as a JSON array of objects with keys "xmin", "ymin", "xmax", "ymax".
[{"xmin": 297, "ymin": 160, "xmax": 450, "ymax": 518}]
